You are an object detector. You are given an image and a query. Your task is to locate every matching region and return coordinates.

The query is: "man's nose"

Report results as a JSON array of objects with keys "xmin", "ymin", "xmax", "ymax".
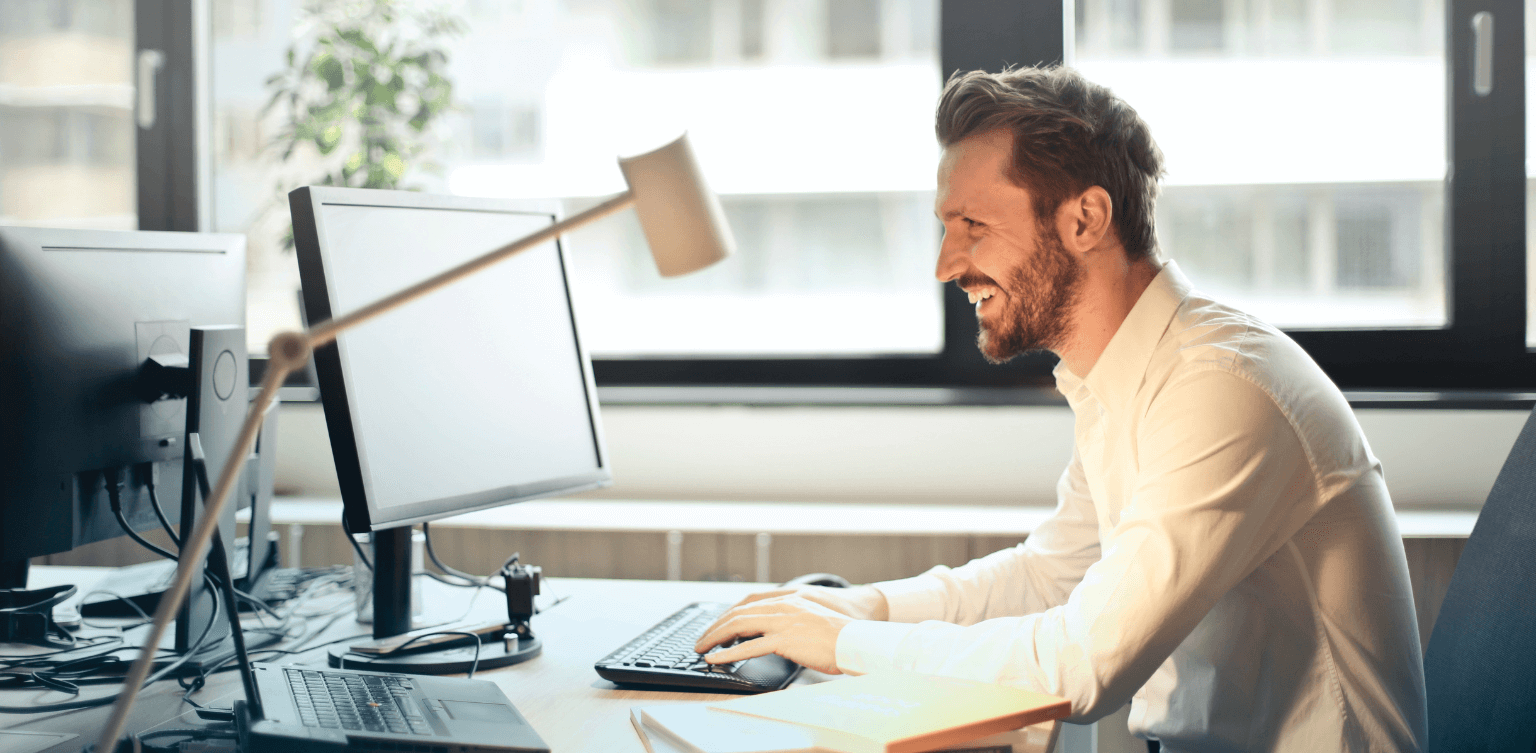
[{"xmin": 935, "ymin": 236, "xmax": 968, "ymax": 283}]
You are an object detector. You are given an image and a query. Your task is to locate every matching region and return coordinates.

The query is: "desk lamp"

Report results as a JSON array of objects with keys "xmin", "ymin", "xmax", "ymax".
[{"xmin": 95, "ymin": 133, "xmax": 734, "ymax": 752}]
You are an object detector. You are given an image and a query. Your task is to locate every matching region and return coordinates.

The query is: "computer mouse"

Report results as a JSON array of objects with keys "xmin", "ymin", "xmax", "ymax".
[{"xmin": 779, "ymin": 572, "xmax": 851, "ymax": 589}]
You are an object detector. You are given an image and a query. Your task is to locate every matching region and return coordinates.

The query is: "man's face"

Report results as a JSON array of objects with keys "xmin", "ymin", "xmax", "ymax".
[{"xmin": 935, "ymin": 130, "xmax": 1083, "ymax": 364}]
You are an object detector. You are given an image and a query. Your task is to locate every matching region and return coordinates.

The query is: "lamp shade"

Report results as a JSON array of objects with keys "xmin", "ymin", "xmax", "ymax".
[{"xmin": 618, "ymin": 133, "xmax": 736, "ymax": 277}]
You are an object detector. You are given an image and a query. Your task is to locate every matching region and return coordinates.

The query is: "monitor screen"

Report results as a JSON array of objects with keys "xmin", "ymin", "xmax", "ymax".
[{"xmin": 292, "ymin": 188, "xmax": 611, "ymax": 531}]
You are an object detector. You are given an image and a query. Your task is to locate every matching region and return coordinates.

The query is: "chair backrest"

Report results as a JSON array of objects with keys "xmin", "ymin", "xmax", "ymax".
[{"xmin": 1424, "ymin": 407, "xmax": 1536, "ymax": 752}]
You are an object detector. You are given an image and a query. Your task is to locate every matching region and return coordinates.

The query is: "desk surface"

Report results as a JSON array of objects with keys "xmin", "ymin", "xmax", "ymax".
[{"xmin": 8, "ymin": 569, "xmax": 1058, "ymax": 753}]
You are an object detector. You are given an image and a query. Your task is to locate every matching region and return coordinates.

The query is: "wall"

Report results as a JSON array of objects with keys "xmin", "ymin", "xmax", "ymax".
[{"xmin": 272, "ymin": 401, "xmax": 1527, "ymax": 509}]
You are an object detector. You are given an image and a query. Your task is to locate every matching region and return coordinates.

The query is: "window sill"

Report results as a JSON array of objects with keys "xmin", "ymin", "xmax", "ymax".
[{"xmin": 263, "ymin": 497, "xmax": 1478, "ymax": 538}]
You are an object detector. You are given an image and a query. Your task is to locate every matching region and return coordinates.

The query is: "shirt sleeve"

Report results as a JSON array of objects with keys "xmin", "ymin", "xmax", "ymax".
[
  {"xmin": 874, "ymin": 445, "xmax": 1103, "ymax": 625},
  {"xmin": 836, "ymin": 370, "xmax": 1322, "ymax": 722},
  {"xmin": 838, "ymin": 443, "xmax": 1102, "ymax": 674}
]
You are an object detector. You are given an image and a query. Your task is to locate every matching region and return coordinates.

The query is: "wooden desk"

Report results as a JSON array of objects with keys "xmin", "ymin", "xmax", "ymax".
[
  {"xmin": 5, "ymin": 570, "xmax": 1058, "ymax": 753},
  {"xmin": 451, "ymin": 577, "xmax": 1059, "ymax": 752}
]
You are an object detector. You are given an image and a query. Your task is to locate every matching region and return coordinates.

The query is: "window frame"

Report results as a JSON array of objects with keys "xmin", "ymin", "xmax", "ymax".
[
  {"xmin": 137, "ymin": 0, "xmax": 204, "ymax": 232},
  {"xmin": 599, "ymin": 0, "xmax": 1532, "ymax": 393},
  {"xmin": 187, "ymin": 1, "xmax": 1535, "ymax": 396},
  {"xmin": 596, "ymin": 2, "xmax": 1071, "ymax": 390}
]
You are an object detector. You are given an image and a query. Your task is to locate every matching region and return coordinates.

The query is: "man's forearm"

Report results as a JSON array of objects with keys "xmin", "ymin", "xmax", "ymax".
[{"xmin": 849, "ymin": 584, "xmax": 889, "ymax": 622}]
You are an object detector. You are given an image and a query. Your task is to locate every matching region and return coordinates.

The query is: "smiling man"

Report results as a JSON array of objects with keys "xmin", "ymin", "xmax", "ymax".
[{"xmin": 695, "ymin": 66, "xmax": 1428, "ymax": 753}]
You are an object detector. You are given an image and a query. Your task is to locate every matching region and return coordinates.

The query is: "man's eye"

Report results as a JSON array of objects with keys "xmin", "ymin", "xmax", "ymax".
[{"xmin": 964, "ymin": 218, "xmax": 981, "ymax": 228}]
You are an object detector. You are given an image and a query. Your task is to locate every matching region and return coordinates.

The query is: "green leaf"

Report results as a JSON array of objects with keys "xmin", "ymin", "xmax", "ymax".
[
  {"xmin": 313, "ymin": 52, "xmax": 345, "ymax": 90},
  {"xmin": 381, "ymin": 152, "xmax": 405, "ymax": 180},
  {"xmin": 337, "ymin": 28, "xmax": 377, "ymax": 54},
  {"xmin": 367, "ymin": 82, "xmax": 397, "ymax": 109}
]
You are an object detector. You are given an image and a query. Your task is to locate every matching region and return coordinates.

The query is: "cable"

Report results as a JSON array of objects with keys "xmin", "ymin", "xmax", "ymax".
[
  {"xmin": 341, "ymin": 514, "xmax": 373, "ymax": 572},
  {"xmin": 0, "ymin": 579, "xmax": 223, "ymax": 712},
  {"xmin": 106, "ymin": 471, "xmax": 178, "ymax": 562},
  {"xmin": 143, "ymin": 466, "xmax": 180, "ymax": 548},
  {"xmin": 420, "ymin": 535, "xmax": 567, "ymax": 615},
  {"xmin": 133, "ymin": 727, "xmax": 237, "ymax": 753},
  {"xmin": 79, "ymin": 589, "xmax": 155, "ymax": 630},
  {"xmin": 422, "ymin": 523, "xmax": 523, "ymax": 595},
  {"xmin": 424, "ymin": 570, "xmax": 505, "ymax": 593},
  {"xmin": 2, "ymin": 516, "xmax": 227, "ymax": 708},
  {"xmin": 421, "ymin": 522, "xmax": 482, "ymax": 585},
  {"xmin": 109, "ymin": 468, "xmax": 286, "ymax": 626},
  {"xmin": 0, "ymin": 636, "xmax": 123, "ymax": 666},
  {"xmin": 347, "ymin": 630, "xmax": 484, "ymax": 679},
  {"xmin": 175, "ymin": 568, "xmax": 356, "ymax": 709},
  {"xmin": 174, "ymin": 629, "xmax": 284, "ymax": 706}
]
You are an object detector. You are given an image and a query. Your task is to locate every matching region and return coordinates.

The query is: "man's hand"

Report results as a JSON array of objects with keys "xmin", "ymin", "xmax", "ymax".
[{"xmin": 692, "ymin": 585, "xmax": 889, "ymax": 675}]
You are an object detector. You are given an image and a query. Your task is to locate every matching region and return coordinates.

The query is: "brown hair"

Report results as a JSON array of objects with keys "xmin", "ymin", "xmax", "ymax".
[{"xmin": 936, "ymin": 66, "xmax": 1165, "ymax": 260}]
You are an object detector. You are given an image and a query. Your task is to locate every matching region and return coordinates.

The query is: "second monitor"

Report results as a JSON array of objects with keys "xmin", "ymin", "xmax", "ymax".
[{"xmin": 290, "ymin": 187, "xmax": 612, "ymax": 672}]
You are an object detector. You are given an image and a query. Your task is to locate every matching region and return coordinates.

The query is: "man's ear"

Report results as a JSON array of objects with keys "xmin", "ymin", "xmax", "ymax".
[{"xmin": 1058, "ymin": 186, "xmax": 1114, "ymax": 255}]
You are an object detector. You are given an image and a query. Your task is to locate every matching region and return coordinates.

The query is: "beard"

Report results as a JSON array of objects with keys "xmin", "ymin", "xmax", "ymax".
[{"xmin": 966, "ymin": 228, "xmax": 1083, "ymax": 365}]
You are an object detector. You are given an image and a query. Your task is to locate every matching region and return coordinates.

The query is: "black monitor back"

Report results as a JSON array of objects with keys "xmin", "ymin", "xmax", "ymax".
[{"xmin": 0, "ymin": 226, "xmax": 246, "ymax": 566}]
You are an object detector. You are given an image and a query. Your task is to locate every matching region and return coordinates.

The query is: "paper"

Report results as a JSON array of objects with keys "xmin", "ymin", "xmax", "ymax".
[
  {"xmin": 0, "ymin": 731, "xmax": 78, "ymax": 753},
  {"xmin": 708, "ymin": 672, "xmax": 1070, "ymax": 753}
]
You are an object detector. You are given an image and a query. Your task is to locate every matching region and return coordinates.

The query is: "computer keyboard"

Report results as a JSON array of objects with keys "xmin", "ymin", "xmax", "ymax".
[
  {"xmin": 284, "ymin": 668, "xmax": 432, "ymax": 734},
  {"xmin": 80, "ymin": 561, "xmax": 311, "ymax": 617},
  {"xmin": 594, "ymin": 602, "xmax": 801, "ymax": 693},
  {"xmin": 254, "ymin": 567, "xmax": 306, "ymax": 603}
]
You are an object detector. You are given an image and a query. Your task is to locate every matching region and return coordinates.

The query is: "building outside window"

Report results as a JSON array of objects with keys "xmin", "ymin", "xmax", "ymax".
[
  {"xmin": 1074, "ymin": 0, "xmax": 1447, "ymax": 330},
  {"xmin": 27, "ymin": 0, "xmax": 1514, "ymax": 390},
  {"xmin": 0, "ymin": 0, "xmax": 136, "ymax": 230},
  {"xmin": 211, "ymin": 0, "xmax": 943, "ymax": 358}
]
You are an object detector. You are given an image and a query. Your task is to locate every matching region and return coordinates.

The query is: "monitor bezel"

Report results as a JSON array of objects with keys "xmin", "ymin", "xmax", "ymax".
[{"xmin": 290, "ymin": 186, "xmax": 612, "ymax": 532}]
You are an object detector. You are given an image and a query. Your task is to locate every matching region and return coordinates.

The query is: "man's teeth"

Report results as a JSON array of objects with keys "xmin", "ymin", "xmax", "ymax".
[{"xmin": 967, "ymin": 290, "xmax": 995, "ymax": 305}]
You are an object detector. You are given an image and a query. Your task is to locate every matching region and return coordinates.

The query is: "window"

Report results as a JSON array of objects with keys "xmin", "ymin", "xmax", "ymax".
[
  {"xmin": 827, "ymin": 0, "xmax": 882, "ymax": 59},
  {"xmin": 650, "ymin": 0, "xmax": 713, "ymax": 65},
  {"xmin": 211, "ymin": 0, "xmax": 944, "ymax": 362},
  {"xmin": 177, "ymin": 1, "xmax": 1532, "ymax": 393},
  {"xmin": 0, "ymin": 0, "xmax": 136, "ymax": 229},
  {"xmin": 1074, "ymin": 0, "xmax": 1447, "ymax": 330},
  {"xmin": 465, "ymin": 100, "xmax": 541, "ymax": 161}
]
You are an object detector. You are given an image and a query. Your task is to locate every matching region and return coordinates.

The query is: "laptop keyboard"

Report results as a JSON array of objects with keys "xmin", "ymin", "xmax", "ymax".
[
  {"xmin": 285, "ymin": 668, "xmax": 433, "ymax": 735},
  {"xmin": 594, "ymin": 602, "xmax": 801, "ymax": 693}
]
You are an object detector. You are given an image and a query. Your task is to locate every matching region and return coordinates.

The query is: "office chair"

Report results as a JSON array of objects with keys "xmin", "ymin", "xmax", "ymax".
[{"xmin": 1423, "ymin": 406, "xmax": 1536, "ymax": 752}]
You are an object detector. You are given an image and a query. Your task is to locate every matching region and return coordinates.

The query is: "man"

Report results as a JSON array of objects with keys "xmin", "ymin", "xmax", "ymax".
[{"xmin": 695, "ymin": 67, "xmax": 1428, "ymax": 752}]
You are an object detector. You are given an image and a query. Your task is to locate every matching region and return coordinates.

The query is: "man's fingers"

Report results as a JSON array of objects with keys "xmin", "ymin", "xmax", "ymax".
[
  {"xmin": 695, "ymin": 611, "xmax": 780, "ymax": 653},
  {"xmin": 702, "ymin": 635, "xmax": 774, "ymax": 664},
  {"xmin": 697, "ymin": 597, "xmax": 795, "ymax": 650}
]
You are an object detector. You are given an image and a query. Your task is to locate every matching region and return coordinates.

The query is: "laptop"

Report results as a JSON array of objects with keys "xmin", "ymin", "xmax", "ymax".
[
  {"xmin": 210, "ymin": 552, "xmax": 549, "ymax": 752},
  {"xmin": 238, "ymin": 663, "xmax": 549, "ymax": 753}
]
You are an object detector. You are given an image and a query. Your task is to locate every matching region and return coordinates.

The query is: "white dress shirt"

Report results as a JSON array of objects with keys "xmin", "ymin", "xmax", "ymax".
[{"xmin": 836, "ymin": 262, "xmax": 1427, "ymax": 752}]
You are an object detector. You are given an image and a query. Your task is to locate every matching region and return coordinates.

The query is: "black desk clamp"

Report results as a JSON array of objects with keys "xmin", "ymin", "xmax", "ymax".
[{"xmin": 500, "ymin": 562, "xmax": 541, "ymax": 653}]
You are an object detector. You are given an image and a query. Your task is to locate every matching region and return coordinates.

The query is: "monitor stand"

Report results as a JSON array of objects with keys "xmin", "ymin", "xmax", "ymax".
[
  {"xmin": 326, "ymin": 527, "xmax": 541, "ymax": 674},
  {"xmin": 80, "ymin": 396, "xmax": 285, "ymax": 622}
]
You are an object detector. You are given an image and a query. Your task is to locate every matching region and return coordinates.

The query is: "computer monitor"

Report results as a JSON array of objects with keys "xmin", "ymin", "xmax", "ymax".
[
  {"xmin": 290, "ymin": 187, "xmax": 612, "ymax": 669},
  {"xmin": 0, "ymin": 226, "xmax": 245, "ymax": 595}
]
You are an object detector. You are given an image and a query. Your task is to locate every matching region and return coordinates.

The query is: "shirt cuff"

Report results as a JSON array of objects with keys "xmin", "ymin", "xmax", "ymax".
[
  {"xmin": 874, "ymin": 570, "xmax": 950, "ymax": 623},
  {"xmin": 835, "ymin": 619, "xmax": 917, "ymax": 676}
]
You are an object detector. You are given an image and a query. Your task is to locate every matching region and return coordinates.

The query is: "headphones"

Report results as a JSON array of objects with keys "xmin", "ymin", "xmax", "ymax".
[{"xmin": 0, "ymin": 584, "xmax": 78, "ymax": 646}]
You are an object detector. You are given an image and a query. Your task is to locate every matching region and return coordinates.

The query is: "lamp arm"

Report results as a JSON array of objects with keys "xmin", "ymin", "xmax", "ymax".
[
  {"xmin": 94, "ymin": 362, "xmax": 287, "ymax": 753},
  {"xmin": 308, "ymin": 190, "xmax": 635, "ymax": 348},
  {"xmin": 95, "ymin": 188, "xmax": 637, "ymax": 753}
]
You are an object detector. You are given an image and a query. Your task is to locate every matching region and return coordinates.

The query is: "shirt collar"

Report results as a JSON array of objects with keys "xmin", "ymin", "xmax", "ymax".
[{"xmin": 1054, "ymin": 261, "xmax": 1194, "ymax": 416}]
